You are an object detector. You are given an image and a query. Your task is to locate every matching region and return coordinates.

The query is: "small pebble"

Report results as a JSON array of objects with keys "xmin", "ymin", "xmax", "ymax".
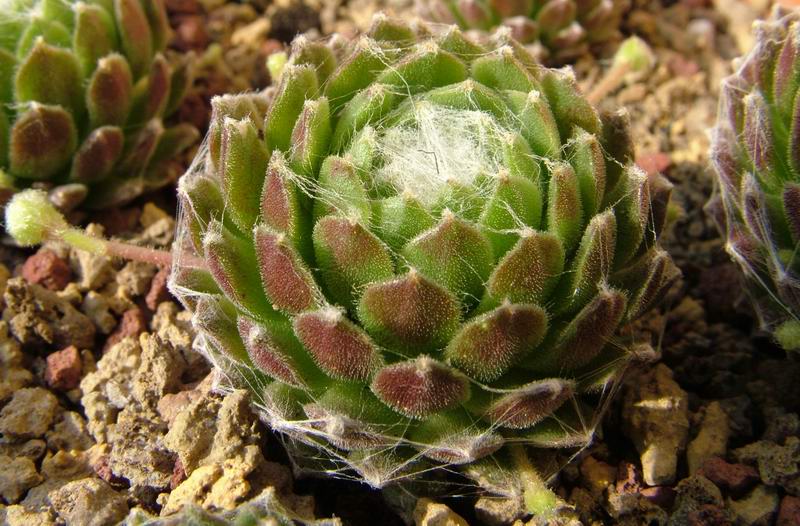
[
  {"xmin": 777, "ymin": 495, "xmax": 800, "ymax": 526},
  {"xmin": 699, "ymin": 457, "xmax": 759, "ymax": 498},
  {"xmin": 0, "ymin": 387, "xmax": 60, "ymax": 439},
  {"xmin": 45, "ymin": 346, "xmax": 83, "ymax": 391},
  {"xmin": 146, "ymin": 267, "xmax": 171, "ymax": 311},
  {"xmin": 103, "ymin": 308, "xmax": 147, "ymax": 353},
  {"xmin": 22, "ymin": 250, "xmax": 72, "ymax": 291}
]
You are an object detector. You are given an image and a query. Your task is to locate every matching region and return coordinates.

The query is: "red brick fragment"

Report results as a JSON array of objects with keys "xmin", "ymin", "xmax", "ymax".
[
  {"xmin": 146, "ymin": 266, "xmax": 171, "ymax": 310},
  {"xmin": 45, "ymin": 345, "xmax": 82, "ymax": 391},
  {"xmin": 699, "ymin": 457, "xmax": 759, "ymax": 498},
  {"xmin": 104, "ymin": 308, "xmax": 147, "ymax": 352},
  {"xmin": 778, "ymin": 495, "xmax": 800, "ymax": 526},
  {"xmin": 170, "ymin": 458, "xmax": 187, "ymax": 490},
  {"xmin": 22, "ymin": 250, "xmax": 71, "ymax": 291}
]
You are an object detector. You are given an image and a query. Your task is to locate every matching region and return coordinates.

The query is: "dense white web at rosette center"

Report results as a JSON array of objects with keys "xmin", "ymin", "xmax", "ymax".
[{"xmin": 374, "ymin": 100, "xmax": 507, "ymax": 206}]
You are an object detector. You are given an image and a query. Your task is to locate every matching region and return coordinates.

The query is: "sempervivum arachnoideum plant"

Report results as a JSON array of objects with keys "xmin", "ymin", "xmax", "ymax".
[
  {"xmin": 709, "ymin": 7, "xmax": 800, "ymax": 352},
  {"xmin": 166, "ymin": 14, "xmax": 677, "ymax": 511},
  {"xmin": 0, "ymin": 0, "xmax": 198, "ymax": 208},
  {"xmin": 417, "ymin": 0, "xmax": 629, "ymax": 64}
]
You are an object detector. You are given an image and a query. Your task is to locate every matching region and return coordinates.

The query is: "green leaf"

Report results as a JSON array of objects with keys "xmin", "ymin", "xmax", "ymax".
[
  {"xmin": 446, "ymin": 303, "xmax": 547, "ymax": 382},
  {"xmin": 503, "ymin": 89, "xmax": 561, "ymax": 158},
  {"xmin": 479, "ymin": 172, "xmax": 543, "ymax": 259},
  {"xmin": 15, "ymin": 39, "xmax": 85, "ymax": 119},
  {"xmin": 546, "ymin": 162, "xmax": 583, "ymax": 254},
  {"xmin": 471, "ymin": 47, "xmax": 537, "ymax": 92},
  {"xmin": 9, "ymin": 103, "xmax": 77, "ymax": 179},
  {"xmin": 86, "ymin": 53, "xmax": 133, "ymax": 128},
  {"xmin": 265, "ymin": 65, "xmax": 319, "ymax": 153},
  {"xmin": 114, "ymin": 0, "xmax": 153, "ymax": 78},
  {"xmin": 313, "ymin": 216, "xmax": 394, "ymax": 311},
  {"xmin": 220, "ymin": 117, "xmax": 269, "ymax": 232},
  {"xmin": 487, "ymin": 229, "xmax": 565, "ymax": 305},
  {"xmin": 358, "ymin": 270, "xmax": 461, "ymax": 353},
  {"xmin": 289, "ymin": 97, "xmax": 332, "ymax": 176},
  {"xmin": 73, "ymin": 2, "xmax": 118, "ymax": 76},
  {"xmin": 401, "ymin": 211, "xmax": 494, "ymax": 305}
]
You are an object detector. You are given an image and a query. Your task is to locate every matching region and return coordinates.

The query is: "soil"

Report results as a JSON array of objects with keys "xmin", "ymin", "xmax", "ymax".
[{"xmin": 2, "ymin": 0, "xmax": 799, "ymax": 525}]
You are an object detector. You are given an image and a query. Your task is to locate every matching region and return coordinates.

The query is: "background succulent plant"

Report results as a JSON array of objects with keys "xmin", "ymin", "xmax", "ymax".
[
  {"xmin": 709, "ymin": 7, "xmax": 800, "ymax": 351},
  {"xmin": 417, "ymin": 0, "xmax": 630, "ymax": 64},
  {"xmin": 0, "ymin": 0, "xmax": 198, "ymax": 208},
  {"xmin": 125, "ymin": 487, "xmax": 341, "ymax": 525},
  {"xmin": 169, "ymin": 14, "xmax": 677, "ymax": 500}
]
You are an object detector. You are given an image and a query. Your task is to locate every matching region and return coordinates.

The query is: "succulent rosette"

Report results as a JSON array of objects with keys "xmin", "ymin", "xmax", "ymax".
[
  {"xmin": 709, "ymin": 7, "xmax": 800, "ymax": 351},
  {"xmin": 170, "ymin": 15, "xmax": 678, "ymax": 491},
  {"xmin": 0, "ymin": 0, "xmax": 198, "ymax": 208},
  {"xmin": 418, "ymin": 0, "xmax": 629, "ymax": 64}
]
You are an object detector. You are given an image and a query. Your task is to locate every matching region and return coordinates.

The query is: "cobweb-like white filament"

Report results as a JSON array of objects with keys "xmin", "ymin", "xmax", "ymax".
[{"xmin": 374, "ymin": 101, "xmax": 506, "ymax": 205}]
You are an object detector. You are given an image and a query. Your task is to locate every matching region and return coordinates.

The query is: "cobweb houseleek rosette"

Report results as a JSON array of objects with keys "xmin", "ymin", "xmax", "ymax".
[
  {"xmin": 708, "ymin": 7, "xmax": 800, "ymax": 351},
  {"xmin": 417, "ymin": 0, "xmax": 630, "ymax": 64},
  {"xmin": 169, "ymin": 15, "xmax": 678, "ymax": 501},
  {"xmin": 0, "ymin": 0, "xmax": 198, "ymax": 209}
]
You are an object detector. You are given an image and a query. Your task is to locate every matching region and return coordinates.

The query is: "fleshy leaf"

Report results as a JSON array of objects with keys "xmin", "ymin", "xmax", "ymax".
[{"xmin": 357, "ymin": 270, "xmax": 461, "ymax": 353}]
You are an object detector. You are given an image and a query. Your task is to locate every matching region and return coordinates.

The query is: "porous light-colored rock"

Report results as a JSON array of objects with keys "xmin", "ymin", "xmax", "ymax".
[
  {"xmin": 0, "ymin": 505, "xmax": 56, "ymax": 526},
  {"xmin": 734, "ymin": 437, "xmax": 800, "ymax": 495},
  {"xmin": 687, "ymin": 401, "xmax": 729, "ymax": 475},
  {"xmin": 161, "ymin": 390, "xmax": 275, "ymax": 515},
  {"xmin": 21, "ymin": 451, "xmax": 93, "ymax": 511},
  {"xmin": 107, "ymin": 406, "xmax": 173, "ymax": 491},
  {"xmin": 68, "ymin": 225, "xmax": 114, "ymax": 290},
  {"xmin": 160, "ymin": 463, "xmax": 223, "ymax": 515},
  {"xmin": 728, "ymin": 485, "xmax": 780, "ymax": 526},
  {"xmin": 136, "ymin": 205, "xmax": 175, "ymax": 247},
  {"xmin": 0, "ymin": 387, "xmax": 60, "ymax": 439},
  {"xmin": 667, "ymin": 475, "xmax": 725, "ymax": 526},
  {"xmin": 80, "ymin": 338, "xmax": 143, "ymax": 443},
  {"xmin": 202, "ymin": 445, "xmax": 263, "ymax": 509},
  {"xmin": 140, "ymin": 202, "xmax": 171, "ymax": 228},
  {"xmin": 46, "ymin": 411, "xmax": 95, "ymax": 452},
  {"xmin": 622, "ymin": 364, "xmax": 690, "ymax": 485},
  {"xmin": 205, "ymin": 390, "xmax": 261, "ymax": 463},
  {"xmin": 0, "ymin": 322, "xmax": 34, "ymax": 401},
  {"xmin": 0, "ymin": 455, "xmax": 42, "ymax": 503},
  {"xmin": 150, "ymin": 302, "xmax": 198, "ymax": 364},
  {"xmin": 164, "ymin": 390, "xmax": 260, "ymax": 472},
  {"xmin": 115, "ymin": 261, "xmax": 157, "ymax": 299},
  {"xmin": 163, "ymin": 394, "xmax": 221, "ymax": 473},
  {"xmin": 157, "ymin": 384, "xmax": 207, "ymax": 426},
  {"xmin": 161, "ymin": 447, "xmax": 272, "ymax": 515},
  {"xmin": 81, "ymin": 292, "xmax": 117, "ymax": 334},
  {"xmin": 0, "ymin": 439, "xmax": 46, "ymax": 463},
  {"xmin": 413, "ymin": 498, "xmax": 469, "ymax": 526},
  {"xmin": 131, "ymin": 334, "xmax": 186, "ymax": 408},
  {"xmin": 49, "ymin": 477, "xmax": 128, "ymax": 526},
  {"xmin": 3, "ymin": 278, "xmax": 95, "ymax": 348}
]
